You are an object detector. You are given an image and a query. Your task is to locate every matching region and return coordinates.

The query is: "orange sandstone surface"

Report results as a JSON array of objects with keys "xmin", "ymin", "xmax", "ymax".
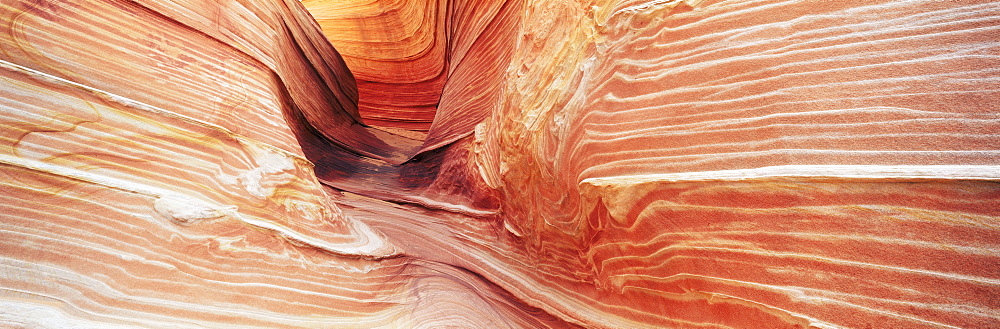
[{"xmin": 1, "ymin": 0, "xmax": 999, "ymax": 328}]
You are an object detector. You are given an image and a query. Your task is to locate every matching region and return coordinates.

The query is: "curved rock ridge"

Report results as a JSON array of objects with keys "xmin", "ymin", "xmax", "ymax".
[
  {"xmin": 2, "ymin": 0, "xmax": 999, "ymax": 328},
  {"xmin": 300, "ymin": 0, "xmax": 447, "ymax": 132},
  {"xmin": 302, "ymin": 0, "xmax": 519, "ymax": 139}
]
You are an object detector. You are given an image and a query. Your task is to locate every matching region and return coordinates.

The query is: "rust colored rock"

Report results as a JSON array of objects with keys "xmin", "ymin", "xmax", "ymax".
[{"xmin": 1, "ymin": 0, "xmax": 999, "ymax": 328}]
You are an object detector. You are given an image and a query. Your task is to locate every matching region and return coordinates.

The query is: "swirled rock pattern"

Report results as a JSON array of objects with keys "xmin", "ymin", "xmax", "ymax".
[{"xmin": 2, "ymin": 0, "xmax": 999, "ymax": 328}]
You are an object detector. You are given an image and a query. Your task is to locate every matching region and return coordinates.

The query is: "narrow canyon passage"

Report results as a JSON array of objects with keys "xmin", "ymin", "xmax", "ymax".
[{"xmin": 1, "ymin": 0, "xmax": 999, "ymax": 328}]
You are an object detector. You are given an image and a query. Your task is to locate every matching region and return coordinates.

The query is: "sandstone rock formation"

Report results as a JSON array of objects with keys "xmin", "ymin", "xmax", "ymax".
[{"xmin": 1, "ymin": 0, "xmax": 998, "ymax": 328}]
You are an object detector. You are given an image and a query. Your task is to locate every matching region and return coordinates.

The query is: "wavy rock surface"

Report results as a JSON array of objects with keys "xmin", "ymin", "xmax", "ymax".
[{"xmin": 2, "ymin": 0, "xmax": 999, "ymax": 328}]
